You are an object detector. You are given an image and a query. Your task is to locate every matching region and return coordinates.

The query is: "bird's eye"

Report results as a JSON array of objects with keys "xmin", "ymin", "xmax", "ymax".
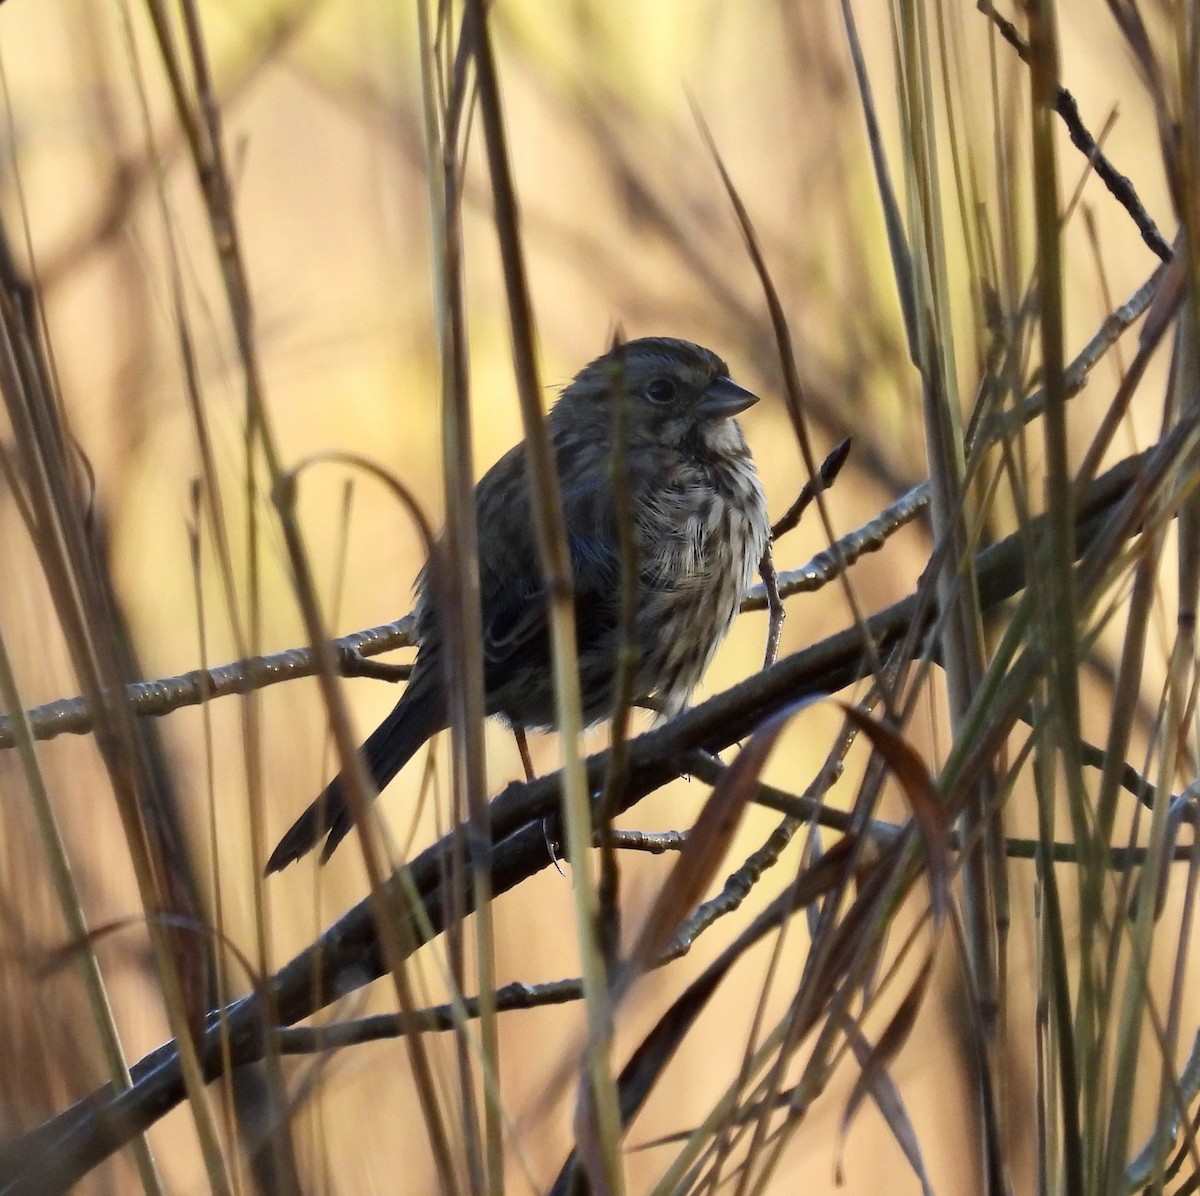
[{"xmin": 645, "ymin": 378, "xmax": 676, "ymax": 404}]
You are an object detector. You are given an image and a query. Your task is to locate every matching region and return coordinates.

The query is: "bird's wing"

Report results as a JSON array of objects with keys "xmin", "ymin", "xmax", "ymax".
[{"xmin": 477, "ymin": 454, "xmax": 622, "ymax": 678}]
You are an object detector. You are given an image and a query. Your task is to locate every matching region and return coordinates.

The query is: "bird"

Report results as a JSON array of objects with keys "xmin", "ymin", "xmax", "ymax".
[{"xmin": 265, "ymin": 336, "xmax": 769, "ymax": 873}]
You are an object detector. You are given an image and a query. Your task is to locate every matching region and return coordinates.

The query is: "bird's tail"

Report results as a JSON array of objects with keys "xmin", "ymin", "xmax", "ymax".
[{"xmin": 265, "ymin": 672, "xmax": 446, "ymax": 873}]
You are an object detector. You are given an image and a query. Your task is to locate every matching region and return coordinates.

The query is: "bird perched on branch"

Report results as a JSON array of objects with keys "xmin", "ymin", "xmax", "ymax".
[{"xmin": 266, "ymin": 336, "xmax": 769, "ymax": 873}]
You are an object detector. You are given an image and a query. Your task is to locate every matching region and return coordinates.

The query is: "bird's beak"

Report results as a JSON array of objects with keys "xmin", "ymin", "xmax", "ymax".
[{"xmin": 696, "ymin": 375, "xmax": 759, "ymax": 419}]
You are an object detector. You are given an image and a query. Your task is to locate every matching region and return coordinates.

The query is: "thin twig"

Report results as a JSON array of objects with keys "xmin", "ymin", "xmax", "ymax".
[
  {"xmin": 758, "ymin": 545, "xmax": 785, "ymax": 669},
  {"xmin": 0, "ymin": 617, "xmax": 414, "ymax": 749},
  {"xmin": 769, "ymin": 437, "xmax": 853, "ymax": 541},
  {"xmin": 977, "ymin": 1, "xmax": 1171, "ymax": 261}
]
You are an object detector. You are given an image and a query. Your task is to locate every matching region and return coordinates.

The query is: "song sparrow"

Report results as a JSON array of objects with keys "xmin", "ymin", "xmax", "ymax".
[{"xmin": 266, "ymin": 337, "xmax": 769, "ymax": 872}]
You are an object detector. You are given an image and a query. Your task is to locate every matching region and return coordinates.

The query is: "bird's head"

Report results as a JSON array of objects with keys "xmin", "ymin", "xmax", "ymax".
[{"xmin": 553, "ymin": 337, "xmax": 758, "ymax": 451}]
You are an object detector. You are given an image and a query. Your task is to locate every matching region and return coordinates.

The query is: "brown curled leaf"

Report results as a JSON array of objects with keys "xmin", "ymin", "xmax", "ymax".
[
  {"xmin": 621, "ymin": 697, "xmax": 824, "ymax": 991},
  {"xmin": 839, "ymin": 702, "xmax": 951, "ymax": 927},
  {"xmin": 835, "ymin": 968, "xmax": 937, "ymax": 1196}
]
